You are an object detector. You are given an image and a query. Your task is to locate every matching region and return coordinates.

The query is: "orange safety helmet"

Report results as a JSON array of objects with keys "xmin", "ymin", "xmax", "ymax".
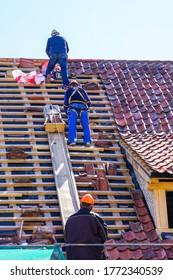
[
  {"xmin": 70, "ymin": 80, "xmax": 79, "ymax": 86},
  {"xmin": 81, "ymin": 194, "xmax": 94, "ymax": 205}
]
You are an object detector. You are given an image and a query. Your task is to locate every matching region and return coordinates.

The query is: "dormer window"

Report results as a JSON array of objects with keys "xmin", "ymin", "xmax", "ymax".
[{"xmin": 166, "ymin": 191, "xmax": 173, "ymax": 228}]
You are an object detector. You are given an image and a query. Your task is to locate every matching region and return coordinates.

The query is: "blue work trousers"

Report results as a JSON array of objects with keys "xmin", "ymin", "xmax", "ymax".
[
  {"xmin": 46, "ymin": 53, "xmax": 69, "ymax": 86},
  {"xmin": 68, "ymin": 103, "xmax": 91, "ymax": 144}
]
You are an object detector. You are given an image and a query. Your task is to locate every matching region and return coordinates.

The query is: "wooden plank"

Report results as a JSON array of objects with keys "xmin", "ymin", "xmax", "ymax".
[
  {"xmin": 0, "ymin": 131, "xmax": 47, "ymax": 135},
  {"xmin": 0, "ymin": 124, "xmax": 45, "ymax": 129},
  {"xmin": 0, "ymin": 225, "xmax": 63, "ymax": 231},
  {"xmin": 0, "ymin": 166, "xmax": 52, "ymax": 172},
  {"xmin": 76, "ymin": 182, "xmax": 134, "ymax": 188},
  {"xmin": 0, "ymin": 151, "xmax": 51, "ymax": 157},
  {"xmin": 0, "ymin": 159, "xmax": 52, "ymax": 165},
  {"xmin": 0, "ymin": 222, "xmax": 131, "ymax": 231},
  {"xmin": 0, "ymin": 118, "xmax": 44, "ymax": 123},
  {"xmin": 107, "ymin": 225, "xmax": 130, "ymax": 230},
  {"xmin": 71, "ymin": 159, "xmax": 126, "ymax": 165},
  {"xmin": 93, "ymin": 199, "xmax": 133, "ymax": 204},
  {"xmin": 108, "ymin": 233, "xmax": 121, "ymax": 239},
  {"xmin": 75, "ymin": 174, "xmax": 133, "ymax": 181},
  {"xmin": 0, "ymin": 192, "xmax": 22, "ymax": 197},
  {"xmin": 0, "ymin": 112, "xmax": 43, "ymax": 116},
  {"xmin": 103, "ymin": 216, "xmax": 137, "ymax": 221},
  {"xmin": 78, "ymin": 190, "xmax": 132, "ymax": 196},
  {"xmin": 148, "ymin": 181, "xmax": 173, "ymax": 190},
  {"xmin": 0, "ymin": 221, "xmax": 130, "ymax": 231},
  {"xmin": 1, "ymin": 111, "xmax": 116, "ymax": 118},
  {"xmin": 19, "ymin": 233, "xmax": 64, "ymax": 240},
  {"xmin": 0, "ymin": 92, "xmax": 108, "ymax": 100},
  {"xmin": 0, "ymin": 182, "xmax": 55, "ymax": 188},
  {"xmin": 0, "ymin": 217, "xmax": 61, "ymax": 222},
  {"xmin": 67, "ymin": 138, "xmax": 120, "ymax": 144},
  {"xmin": 0, "ymin": 144, "xmax": 48, "ymax": 150},
  {"xmin": 0, "ymin": 191, "xmax": 57, "ymax": 196},
  {"xmin": 0, "ymin": 88, "xmax": 105, "ymax": 93},
  {"xmin": 0, "ymin": 137, "xmax": 47, "ymax": 142},
  {"xmin": 153, "ymin": 189, "xmax": 168, "ymax": 229},
  {"xmin": 0, "ymin": 199, "xmax": 58, "ymax": 205},
  {"xmin": 66, "ymin": 131, "xmax": 120, "ymax": 138},
  {"xmin": 0, "ymin": 105, "xmax": 113, "ymax": 111},
  {"xmin": 0, "ymin": 182, "xmax": 134, "ymax": 189},
  {"xmin": 0, "ymin": 79, "xmax": 98, "ymax": 86},
  {"xmin": 0, "ymin": 123, "xmax": 116, "ymax": 130},
  {"xmin": 70, "ymin": 152, "xmax": 123, "ymax": 159},
  {"xmin": 73, "ymin": 166, "xmax": 129, "ymax": 174},
  {"xmin": 94, "ymin": 207, "xmax": 135, "ymax": 213},
  {"xmin": 68, "ymin": 146, "xmax": 104, "ymax": 152},
  {"xmin": 0, "ymin": 207, "xmax": 60, "ymax": 214},
  {"xmin": 0, "ymin": 174, "xmax": 54, "ymax": 179}
]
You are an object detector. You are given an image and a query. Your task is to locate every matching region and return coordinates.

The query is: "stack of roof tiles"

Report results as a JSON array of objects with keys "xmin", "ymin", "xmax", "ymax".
[{"xmin": 69, "ymin": 60, "xmax": 173, "ymax": 174}]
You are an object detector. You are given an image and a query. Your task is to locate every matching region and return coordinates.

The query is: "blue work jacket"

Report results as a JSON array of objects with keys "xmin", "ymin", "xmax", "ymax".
[{"xmin": 46, "ymin": 35, "xmax": 69, "ymax": 57}]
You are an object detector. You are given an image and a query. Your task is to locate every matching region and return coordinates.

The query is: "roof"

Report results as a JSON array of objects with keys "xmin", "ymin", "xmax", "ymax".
[
  {"xmin": 1, "ymin": 57, "xmax": 173, "ymax": 259},
  {"xmin": 68, "ymin": 59, "xmax": 173, "ymax": 175}
]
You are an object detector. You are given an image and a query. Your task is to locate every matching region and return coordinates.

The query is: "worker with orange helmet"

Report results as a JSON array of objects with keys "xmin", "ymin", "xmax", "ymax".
[
  {"xmin": 65, "ymin": 194, "xmax": 108, "ymax": 260},
  {"xmin": 63, "ymin": 80, "xmax": 92, "ymax": 147}
]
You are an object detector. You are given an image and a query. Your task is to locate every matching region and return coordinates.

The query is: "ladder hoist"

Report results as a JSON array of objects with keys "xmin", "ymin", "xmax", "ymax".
[{"xmin": 44, "ymin": 105, "xmax": 80, "ymax": 230}]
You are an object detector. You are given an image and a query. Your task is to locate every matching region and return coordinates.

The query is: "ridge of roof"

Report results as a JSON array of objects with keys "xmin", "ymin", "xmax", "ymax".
[{"xmin": 1, "ymin": 57, "xmax": 173, "ymax": 63}]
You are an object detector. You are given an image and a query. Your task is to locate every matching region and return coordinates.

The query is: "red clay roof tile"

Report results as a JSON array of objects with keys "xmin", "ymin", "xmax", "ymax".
[
  {"xmin": 154, "ymin": 248, "xmax": 168, "ymax": 260},
  {"xmin": 162, "ymin": 248, "xmax": 173, "ymax": 259},
  {"xmin": 129, "ymin": 221, "xmax": 143, "ymax": 232},
  {"xmin": 138, "ymin": 214, "xmax": 152, "ymax": 224},
  {"xmin": 146, "ymin": 230, "xmax": 160, "ymax": 242},
  {"xmin": 131, "ymin": 189, "xmax": 143, "ymax": 199},
  {"xmin": 142, "ymin": 221, "xmax": 155, "ymax": 233},
  {"xmin": 135, "ymin": 231, "xmax": 148, "ymax": 241},
  {"xmin": 134, "ymin": 206, "xmax": 149, "ymax": 216},
  {"xmin": 119, "ymin": 248, "xmax": 133, "ymax": 260},
  {"xmin": 133, "ymin": 198, "xmax": 145, "ymax": 208},
  {"xmin": 142, "ymin": 248, "xmax": 155, "ymax": 259},
  {"xmin": 132, "ymin": 248, "xmax": 144, "ymax": 260},
  {"xmin": 122, "ymin": 231, "xmax": 136, "ymax": 242}
]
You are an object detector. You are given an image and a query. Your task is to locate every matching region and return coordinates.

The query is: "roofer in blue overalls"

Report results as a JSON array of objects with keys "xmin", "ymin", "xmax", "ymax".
[
  {"xmin": 63, "ymin": 80, "xmax": 92, "ymax": 147},
  {"xmin": 45, "ymin": 29, "xmax": 70, "ymax": 88}
]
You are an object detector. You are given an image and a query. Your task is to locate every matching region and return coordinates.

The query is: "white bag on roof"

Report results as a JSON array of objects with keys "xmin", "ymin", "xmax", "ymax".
[{"xmin": 12, "ymin": 70, "xmax": 45, "ymax": 85}]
